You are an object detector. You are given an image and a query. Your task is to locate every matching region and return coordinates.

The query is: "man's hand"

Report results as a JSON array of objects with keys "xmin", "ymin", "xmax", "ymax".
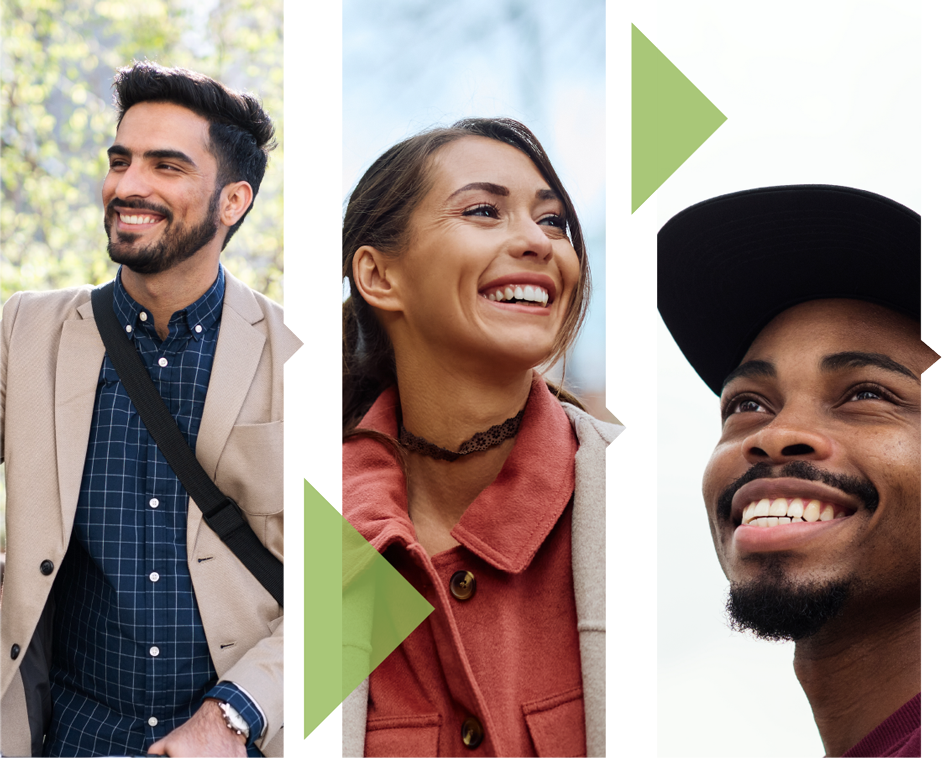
[{"xmin": 148, "ymin": 699, "xmax": 249, "ymax": 757}]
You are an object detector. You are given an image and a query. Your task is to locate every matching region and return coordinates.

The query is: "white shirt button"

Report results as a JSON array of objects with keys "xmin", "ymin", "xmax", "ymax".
[
  {"xmin": 125, "ymin": 324, "xmax": 133, "ymax": 333},
  {"xmin": 139, "ymin": 312, "xmax": 148, "ymax": 322},
  {"xmin": 195, "ymin": 324, "xmax": 203, "ymax": 334},
  {"xmin": 149, "ymin": 572, "xmax": 160, "ymax": 582},
  {"xmin": 149, "ymin": 498, "xmax": 159, "ymax": 508},
  {"xmin": 148, "ymin": 717, "xmax": 158, "ymax": 727},
  {"xmin": 158, "ymin": 357, "xmax": 168, "ymax": 367},
  {"xmin": 149, "ymin": 646, "xmax": 160, "ymax": 657}
]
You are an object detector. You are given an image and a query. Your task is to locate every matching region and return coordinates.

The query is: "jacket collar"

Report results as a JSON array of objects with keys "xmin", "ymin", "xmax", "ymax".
[{"xmin": 343, "ymin": 376, "xmax": 578, "ymax": 574}]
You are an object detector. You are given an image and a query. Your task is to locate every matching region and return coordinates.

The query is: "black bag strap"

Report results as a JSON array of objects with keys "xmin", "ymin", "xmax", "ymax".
[{"xmin": 90, "ymin": 282, "xmax": 283, "ymax": 607}]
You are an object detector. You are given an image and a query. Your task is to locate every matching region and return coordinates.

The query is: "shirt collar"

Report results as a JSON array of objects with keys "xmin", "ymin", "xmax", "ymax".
[
  {"xmin": 343, "ymin": 375, "xmax": 578, "ymax": 574},
  {"xmin": 112, "ymin": 264, "xmax": 226, "ymax": 341}
]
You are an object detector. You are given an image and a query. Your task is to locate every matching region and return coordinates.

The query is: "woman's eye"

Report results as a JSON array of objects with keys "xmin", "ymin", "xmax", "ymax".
[
  {"xmin": 538, "ymin": 213, "xmax": 566, "ymax": 229},
  {"xmin": 463, "ymin": 203, "xmax": 499, "ymax": 218}
]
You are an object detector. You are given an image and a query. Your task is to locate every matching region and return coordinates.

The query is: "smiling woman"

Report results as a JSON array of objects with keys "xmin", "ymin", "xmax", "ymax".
[{"xmin": 341, "ymin": 119, "xmax": 620, "ymax": 758}]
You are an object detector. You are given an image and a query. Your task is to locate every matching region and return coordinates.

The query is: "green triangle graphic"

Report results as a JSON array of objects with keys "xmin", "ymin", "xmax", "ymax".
[
  {"xmin": 304, "ymin": 481, "xmax": 341, "ymax": 737},
  {"xmin": 632, "ymin": 24, "xmax": 727, "ymax": 213},
  {"xmin": 337, "ymin": 500, "xmax": 435, "ymax": 706},
  {"xmin": 632, "ymin": 21, "xmax": 658, "ymax": 46},
  {"xmin": 629, "ymin": 24, "xmax": 658, "ymax": 213},
  {"xmin": 304, "ymin": 480, "xmax": 434, "ymax": 737}
]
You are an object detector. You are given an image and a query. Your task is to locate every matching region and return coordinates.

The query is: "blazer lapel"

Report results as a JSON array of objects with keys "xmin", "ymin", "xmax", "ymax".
[
  {"xmin": 196, "ymin": 271, "xmax": 265, "ymax": 479},
  {"xmin": 55, "ymin": 299, "xmax": 105, "ymax": 531}
]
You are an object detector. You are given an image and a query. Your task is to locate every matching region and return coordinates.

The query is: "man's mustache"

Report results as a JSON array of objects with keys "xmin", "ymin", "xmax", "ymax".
[
  {"xmin": 716, "ymin": 460, "xmax": 880, "ymax": 522},
  {"xmin": 105, "ymin": 198, "xmax": 173, "ymax": 219}
]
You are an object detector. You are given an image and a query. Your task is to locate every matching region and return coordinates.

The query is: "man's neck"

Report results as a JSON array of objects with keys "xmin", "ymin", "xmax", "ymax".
[
  {"xmin": 793, "ymin": 605, "xmax": 920, "ymax": 756},
  {"xmin": 120, "ymin": 252, "xmax": 222, "ymax": 340}
]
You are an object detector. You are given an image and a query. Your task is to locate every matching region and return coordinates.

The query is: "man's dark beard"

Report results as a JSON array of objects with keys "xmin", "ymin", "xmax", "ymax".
[
  {"xmin": 726, "ymin": 562, "xmax": 851, "ymax": 641},
  {"xmin": 105, "ymin": 193, "xmax": 219, "ymax": 275}
]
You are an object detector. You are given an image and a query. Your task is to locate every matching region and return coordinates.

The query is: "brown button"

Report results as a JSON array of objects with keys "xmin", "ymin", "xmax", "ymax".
[
  {"xmin": 461, "ymin": 716, "xmax": 484, "ymax": 749},
  {"xmin": 449, "ymin": 570, "xmax": 476, "ymax": 601}
]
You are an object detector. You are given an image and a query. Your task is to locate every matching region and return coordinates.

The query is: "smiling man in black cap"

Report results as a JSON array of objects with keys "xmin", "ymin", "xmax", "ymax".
[{"xmin": 659, "ymin": 185, "xmax": 936, "ymax": 758}]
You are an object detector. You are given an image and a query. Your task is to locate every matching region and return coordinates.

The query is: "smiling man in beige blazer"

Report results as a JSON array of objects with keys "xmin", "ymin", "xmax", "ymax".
[{"xmin": 0, "ymin": 62, "xmax": 298, "ymax": 757}]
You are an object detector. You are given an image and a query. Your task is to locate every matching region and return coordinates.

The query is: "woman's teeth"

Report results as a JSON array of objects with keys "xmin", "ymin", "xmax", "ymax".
[
  {"xmin": 485, "ymin": 285, "xmax": 549, "ymax": 306},
  {"xmin": 741, "ymin": 498, "xmax": 851, "ymax": 527}
]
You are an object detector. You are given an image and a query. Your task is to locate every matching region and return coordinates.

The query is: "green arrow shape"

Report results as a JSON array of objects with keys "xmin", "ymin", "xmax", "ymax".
[
  {"xmin": 632, "ymin": 24, "xmax": 727, "ymax": 213},
  {"xmin": 304, "ymin": 480, "xmax": 434, "ymax": 736},
  {"xmin": 304, "ymin": 481, "xmax": 341, "ymax": 737}
]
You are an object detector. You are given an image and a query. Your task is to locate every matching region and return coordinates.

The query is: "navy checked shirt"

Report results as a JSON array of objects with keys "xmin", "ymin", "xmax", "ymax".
[{"xmin": 45, "ymin": 267, "xmax": 264, "ymax": 757}]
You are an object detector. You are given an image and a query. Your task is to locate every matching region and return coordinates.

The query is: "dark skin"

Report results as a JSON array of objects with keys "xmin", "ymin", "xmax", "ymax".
[{"xmin": 702, "ymin": 299, "xmax": 937, "ymax": 756}]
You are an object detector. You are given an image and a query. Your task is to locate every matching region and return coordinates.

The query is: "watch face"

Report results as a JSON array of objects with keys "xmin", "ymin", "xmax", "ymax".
[{"xmin": 219, "ymin": 701, "xmax": 249, "ymax": 735}]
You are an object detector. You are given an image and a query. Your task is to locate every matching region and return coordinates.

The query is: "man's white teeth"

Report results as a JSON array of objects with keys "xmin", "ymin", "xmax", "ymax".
[
  {"xmin": 741, "ymin": 498, "xmax": 850, "ymax": 526},
  {"xmin": 120, "ymin": 214, "xmax": 159, "ymax": 225},
  {"xmin": 486, "ymin": 285, "xmax": 549, "ymax": 306}
]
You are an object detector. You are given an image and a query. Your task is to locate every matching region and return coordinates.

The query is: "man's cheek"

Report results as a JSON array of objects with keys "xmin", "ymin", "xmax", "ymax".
[{"xmin": 702, "ymin": 441, "xmax": 738, "ymax": 508}]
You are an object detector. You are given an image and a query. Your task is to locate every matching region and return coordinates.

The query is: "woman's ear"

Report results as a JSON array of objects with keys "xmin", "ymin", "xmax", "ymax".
[{"xmin": 352, "ymin": 246, "xmax": 404, "ymax": 313}]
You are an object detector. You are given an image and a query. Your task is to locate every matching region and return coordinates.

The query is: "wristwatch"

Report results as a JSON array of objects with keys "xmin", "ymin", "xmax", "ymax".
[{"xmin": 217, "ymin": 700, "xmax": 250, "ymax": 743}]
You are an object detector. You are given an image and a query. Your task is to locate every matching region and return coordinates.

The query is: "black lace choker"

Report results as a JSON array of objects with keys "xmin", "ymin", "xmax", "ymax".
[{"xmin": 398, "ymin": 408, "xmax": 526, "ymax": 462}]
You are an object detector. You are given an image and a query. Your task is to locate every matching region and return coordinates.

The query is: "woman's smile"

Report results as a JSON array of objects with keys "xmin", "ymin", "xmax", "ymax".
[{"xmin": 389, "ymin": 136, "xmax": 581, "ymax": 370}]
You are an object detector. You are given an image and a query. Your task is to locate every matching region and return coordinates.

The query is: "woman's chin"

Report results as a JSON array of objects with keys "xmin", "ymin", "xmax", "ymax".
[{"xmin": 473, "ymin": 341, "xmax": 555, "ymax": 376}]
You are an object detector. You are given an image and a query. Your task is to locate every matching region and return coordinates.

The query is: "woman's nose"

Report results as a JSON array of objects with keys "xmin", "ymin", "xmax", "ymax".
[{"xmin": 510, "ymin": 217, "xmax": 554, "ymax": 261}]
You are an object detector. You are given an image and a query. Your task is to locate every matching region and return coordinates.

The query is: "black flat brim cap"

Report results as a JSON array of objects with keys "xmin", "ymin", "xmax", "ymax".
[{"xmin": 658, "ymin": 185, "xmax": 920, "ymax": 396}]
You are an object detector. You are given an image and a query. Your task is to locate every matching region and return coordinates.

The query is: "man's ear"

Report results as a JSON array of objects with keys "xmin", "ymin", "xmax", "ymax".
[
  {"xmin": 352, "ymin": 246, "xmax": 403, "ymax": 313},
  {"xmin": 218, "ymin": 181, "xmax": 254, "ymax": 228}
]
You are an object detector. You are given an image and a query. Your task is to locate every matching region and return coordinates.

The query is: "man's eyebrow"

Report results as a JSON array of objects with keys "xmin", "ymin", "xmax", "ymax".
[
  {"xmin": 447, "ymin": 182, "xmax": 509, "ymax": 201},
  {"xmin": 821, "ymin": 351, "xmax": 919, "ymax": 382},
  {"xmin": 722, "ymin": 360, "xmax": 776, "ymax": 389},
  {"xmin": 105, "ymin": 145, "xmax": 197, "ymax": 168}
]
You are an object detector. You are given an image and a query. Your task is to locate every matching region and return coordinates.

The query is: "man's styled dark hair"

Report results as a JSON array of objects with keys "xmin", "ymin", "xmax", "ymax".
[{"xmin": 112, "ymin": 61, "xmax": 276, "ymax": 248}]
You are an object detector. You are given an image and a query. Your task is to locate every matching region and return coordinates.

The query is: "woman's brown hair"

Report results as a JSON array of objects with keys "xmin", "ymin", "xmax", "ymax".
[{"xmin": 343, "ymin": 118, "xmax": 591, "ymax": 431}]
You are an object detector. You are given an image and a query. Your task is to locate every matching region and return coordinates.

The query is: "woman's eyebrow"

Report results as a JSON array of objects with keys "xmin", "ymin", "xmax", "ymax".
[
  {"xmin": 447, "ymin": 182, "xmax": 509, "ymax": 200},
  {"xmin": 821, "ymin": 351, "xmax": 919, "ymax": 381}
]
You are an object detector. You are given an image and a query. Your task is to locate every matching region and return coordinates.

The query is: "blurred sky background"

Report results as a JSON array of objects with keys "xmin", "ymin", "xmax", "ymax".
[{"xmin": 342, "ymin": 0, "xmax": 608, "ymax": 419}]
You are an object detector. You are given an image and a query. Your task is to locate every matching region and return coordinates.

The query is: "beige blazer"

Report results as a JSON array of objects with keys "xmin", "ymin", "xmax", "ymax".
[
  {"xmin": 341, "ymin": 404, "xmax": 620, "ymax": 758},
  {"xmin": 0, "ymin": 270, "xmax": 300, "ymax": 757}
]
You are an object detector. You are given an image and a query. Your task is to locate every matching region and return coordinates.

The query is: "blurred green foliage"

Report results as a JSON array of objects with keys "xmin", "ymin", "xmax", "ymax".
[
  {"xmin": 0, "ymin": 0, "xmax": 285, "ymax": 306},
  {"xmin": 0, "ymin": 0, "xmax": 283, "ymax": 552}
]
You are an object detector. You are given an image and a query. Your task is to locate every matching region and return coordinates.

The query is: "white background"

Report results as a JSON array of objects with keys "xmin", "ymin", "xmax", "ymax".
[{"xmin": 643, "ymin": 2, "xmax": 934, "ymax": 757}]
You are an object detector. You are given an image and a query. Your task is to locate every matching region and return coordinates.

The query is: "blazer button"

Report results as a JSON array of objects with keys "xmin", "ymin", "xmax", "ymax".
[
  {"xmin": 40, "ymin": 560, "xmax": 54, "ymax": 576},
  {"xmin": 462, "ymin": 716, "xmax": 484, "ymax": 749},
  {"xmin": 449, "ymin": 570, "xmax": 476, "ymax": 601},
  {"xmin": 11, "ymin": 644, "xmax": 20, "ymax": 660}
]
